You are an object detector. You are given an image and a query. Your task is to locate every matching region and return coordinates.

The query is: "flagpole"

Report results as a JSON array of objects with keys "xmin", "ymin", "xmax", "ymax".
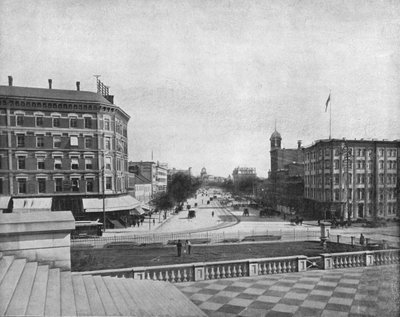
[{"xmin": 329, "ymin": 90, "xmax": 332, "ymax": 139}]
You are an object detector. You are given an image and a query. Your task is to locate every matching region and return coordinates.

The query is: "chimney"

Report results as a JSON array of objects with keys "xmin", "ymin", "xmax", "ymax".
[
  {"xmin": 8, "ymin": 76, "xmax": 13, "ymax": 86},
  {"xmin": 297, "ymin": 140, "xmax": 302, "ymax": 149},
  {"xmin": 48, "ymin": 79, "xmax": 52, "ymax": 89},
  {"xmin": 76, "ymin": 81, "xmax": 80, "ymax": 91}
]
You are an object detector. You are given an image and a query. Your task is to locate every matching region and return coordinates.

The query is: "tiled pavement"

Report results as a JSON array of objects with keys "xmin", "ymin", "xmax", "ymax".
[{"xmin": 176, "ymin": 265, "xmax": 399, "ymax": 317}]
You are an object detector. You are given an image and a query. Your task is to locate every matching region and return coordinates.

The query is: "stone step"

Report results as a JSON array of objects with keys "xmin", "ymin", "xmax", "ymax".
[
  {"xmin": 45, "ymin": 267, "xmax": 61, "ymax": 316},
  {"xmin": 102, "ymin": 276, "xmax": 131, "ymax": 316},
  {"xmin": 132, "ymin": 280, "xmax": 177, "ymax": 316},
  {"xmin": 121, "ymin": 279, "xmax": 154, "ymax": 317},
  {"xmin": 155, "ymin": 281, "xmax": 207, "ymax": 316},
  {"xmin": 111, "ymin": 277, "xmax": 142, "ymax": 316},
  {"xmin": 60, "ymin": 271, "xmax": 77, "ymax": 317},
  {"xmin": 6, "ymin": 261, "xmax": 38, "ymax": 316},
  {"xmin": 72, "ymin": 274, "xmax": 92, "ymax": 316},
  {"xmin": 92, "ymin": 275, "xmax": 120, "ymax": 316},
  {"xmin": 25, "ymin": 265, "xmax": 49, "ymax": 316},
  {"xmin": 82, "ymin": 275, "xmax": 106, "ymax": 316},
  {"xmin": 0, "ymin": 256, "xmax": 14, "ymax": 285},
  {"xmin": 0, "ymin": 258, "xmax": 26, "ymax": 316}
]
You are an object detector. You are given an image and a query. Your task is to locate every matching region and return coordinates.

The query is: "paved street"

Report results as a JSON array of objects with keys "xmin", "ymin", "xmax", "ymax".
[{"xmin": 177, "ymin": 264, "xmax": 399, "ymax": 317}]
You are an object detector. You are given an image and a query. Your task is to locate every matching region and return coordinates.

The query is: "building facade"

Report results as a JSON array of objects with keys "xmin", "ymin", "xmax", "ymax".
[
  {"xmin": 0, "ymin": 77, "xmax": 139, "ymax": 222},
  {"xmin": 129, "ymin": 161, "xmax": 168, "ymax": 196},
  {"xmin": 303, "ymin": 138, "xmax": 399, "ymax": 220},
  {"xmin": 268, "ymin": 129, "xmax": 304, "ymax": 214}
]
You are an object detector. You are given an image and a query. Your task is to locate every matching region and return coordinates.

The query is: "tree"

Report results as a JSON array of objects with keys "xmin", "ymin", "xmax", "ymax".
[
  {"xmin": 152, "ymin": 192, "xmax": 174, "ymax": 220},
  {"xmin": 167, "ymin": 172, "xmax": 200, "ymax": 205}
]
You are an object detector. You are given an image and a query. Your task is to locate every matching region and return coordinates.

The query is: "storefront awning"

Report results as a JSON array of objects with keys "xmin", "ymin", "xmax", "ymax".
[
  {"xmin": 130, "ymin": 206, "xmax": 145, "ymax": 215},
  {"xmin": 83, "ymin": 195, "xmax": 141, "ymax": 213},
  {"xmin": 141, "ymin": 204, "xmax": 152, "ymax": 211},
  {"xmin": 12, "ymin": 198, "xmax": 52, "ymax": 212},
  {"xmin": 0, "ymin": 196, "xmax": 11, "ymax": 209}
]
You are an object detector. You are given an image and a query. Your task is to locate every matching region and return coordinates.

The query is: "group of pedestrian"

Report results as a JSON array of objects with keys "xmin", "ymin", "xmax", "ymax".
[{"xmin": 176, "ymin": 239, "xmax": 192, "ymax": 257}]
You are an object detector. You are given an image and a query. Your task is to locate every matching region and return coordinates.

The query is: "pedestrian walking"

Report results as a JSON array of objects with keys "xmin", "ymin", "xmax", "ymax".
[
  {"xmin": 153, "ymin": 218, "xmax": 155, "ymax": 225},
  {"xmin": 186, "ymin": 240, "xmax": 192, "ymax": 255},
  {"xmin": 176, "ymin": 240, "xmax": 182, "ymax": 257},
  {"xmin": 212, "ymin": 211, "xmax": 214, "ymax": 217},
  {"xmin": 359, "ymin": 233, "xmax": 365, "ymax": 246}
]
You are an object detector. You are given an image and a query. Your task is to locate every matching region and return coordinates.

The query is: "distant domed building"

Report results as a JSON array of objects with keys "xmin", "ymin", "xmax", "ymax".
[{"xmin": 200, "ymin": 167, "xmax": 207, "ymax": 180}]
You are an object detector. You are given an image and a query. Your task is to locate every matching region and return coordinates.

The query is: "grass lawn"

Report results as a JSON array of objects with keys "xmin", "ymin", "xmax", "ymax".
[{"xmin": 71, "ymin": 241, "xmax": 365, "ymax": 272}]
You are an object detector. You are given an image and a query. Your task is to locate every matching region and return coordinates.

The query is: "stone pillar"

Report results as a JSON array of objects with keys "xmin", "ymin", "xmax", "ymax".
[
  {"xmin": 248, "ymin": 261, "xmax": 259, "ymax": 276},
  {"xmin": 193, "ymin": 264, "xmax": 205, "ymax": 281},
  {"xmin": 297, "ymin": 256, "xmax": 307, "ymax": 272},
  {"xmin": 321, "ymin": 254, "xmax": 333, "ymax": 269},
  {"xmin": 365, "ymin": 251, "xmax": 374, "ymax": 266},
  {"xmin": 133, "ymin": 267, "xmax": 146, "ymax": 279},
  {"xmin": 0, "ymin": 211, "xmax": 75, "ymax": 270}
]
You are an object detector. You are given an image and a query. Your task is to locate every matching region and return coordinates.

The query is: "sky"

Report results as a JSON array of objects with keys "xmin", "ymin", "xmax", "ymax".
[{"xmin": 1, "ymin": 0, "xmax": 399, "ymax": 177}]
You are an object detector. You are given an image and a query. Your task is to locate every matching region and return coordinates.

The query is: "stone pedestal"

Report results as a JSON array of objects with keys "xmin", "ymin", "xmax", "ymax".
[{"xmin": 0, "ymin": 211, "xmax": 75, "ymax": 270}]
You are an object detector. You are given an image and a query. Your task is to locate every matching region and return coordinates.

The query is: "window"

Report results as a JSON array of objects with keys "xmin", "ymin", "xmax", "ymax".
[
  {"xmin": 86, "ymin": 178, "xmax": 94, "ymax": 192},
  {"xmin": 37, "ymin": 135, "xmax": 44, "ymax": 147},
  {"xmin": 16, "ymin": 115, "xmax": 24, "ymax": 126},
  {"xmin": 36, "ymin": 115, "xmax": 44, "ymax": 126},
  {"xmin": 71, "ymin": 157, "xmax": 79, "ymax": 170},
  {"xmin": 85, "ymin": 158, "xmax": 93, "ymax": 169},
  {"xmin": 18, "ymin": 179, "xmax": 26, "ymax": 194},
  {"xmin": 17, "ymin": 156, "xmax": 25, "ymax": 169},
  {"xmin": 53, "ymin": 117, "xmax": 60, "ymax": 127},
  {"xmin": 38, "ymin": 178, "xmax": 46, "ymax": 193},
  {"xmin": 334, "ymin": 174, "xmax": 339, "ymax": 185},
  {"xmin": 379, "ymin": 160, "xmax": 384, "ymax": 169},
  {"xmin": 105, "ymin": 157, "xmax": 111, "ymax": 170},
  {"xmin": 0, "ymin": 179, "xmax": 3, "ymax": 194},
  {"xmin": 334, "ymin": 189, "xmax": 340, "ymax": 201},
  {"xmin": 105, "ymin": 137, "xmax": 111, "ymax": 150},
  {"xmin": 54, "ymin": 157, "xmax": 62, "ymax": 169},
  {"xmin": 84, "ymin": 117, "xmax": 92, "ymax": 129},
  {"xmin": 106, "ymin": 176, "xmax": 112, "ymax": 190},
  {"xmin": 70, "ymin": 136, "xmax": 78, "ymax": 146},
  {"xmin": 55, "ymin": 178, "xmax": 63, "ymax": 192},
  {"xmin": 104, "ymin": 118, "xmax": 110, "ymax": 130},
  {"xmin": 53, "ymin": 136, "xmax": 61, "ymax": 148},
  {"xmin": 334, "ymin": 160, "xmax": 339, "ymax": 169},
  {"xmin": 37, "ymin": 156, "xmax": 45, "ymax": 169},
  {"xmin": 17, "ymin": 135, "xmax": 25, "ymax": 147},
  {"xmin": 70, "ymin": 117, "xmax": 78, "ymax": 128},
  {"xmin": 71, "ymin": 178, "xmax": 79, "ymax": 192},
  {"xmin": 85, "ymin": 137, "xmax": 92, "ymax": 148}
]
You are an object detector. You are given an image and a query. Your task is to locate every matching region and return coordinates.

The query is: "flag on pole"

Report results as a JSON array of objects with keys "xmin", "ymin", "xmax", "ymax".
[{"xmin": 325, "ymin": 93, "xmax": 331, "ymax": 112}]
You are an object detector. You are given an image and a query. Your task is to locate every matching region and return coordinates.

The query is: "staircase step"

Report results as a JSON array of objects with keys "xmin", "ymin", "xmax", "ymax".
[
  {"xmin": 102, "ymin": 276, "xmax": 131, "ymax": 316},
  {"xmin": 92, "ymin": 276, "xmax": 120, "ymax": 316},
  {"xmin": 0, "ymin": 256, "xmax": 14, "ymax": 285},
  {"xmin": 0, "ymin": 258, "xmax": 26, "ymax": 316},
  {"xmin": 6, "ymin": 261, "xmax": 38, "ymax": 316},
  {"xmin": 44, "ymin": 267, "xmax": 61, "ymax": 316},
  {"xmin": 112, "ymin": 277, "xmax": 142, "ymax": 316},
  {"xmin": 72, "ymin": 274, "xmax": 92, "ymax": 316},
  {"xmin": 82, "ymin": 275, "xmax": 106, "ymax": 316},
  {"xmin": 156, "ymin": 281, "xmax": 207, "ymax": 316},
  {"xmin": 60, "ymin": 271, "xmax": 77, "ymax": 317},
  {"xmin": 121, "ymin": 279, "xmax": 153, "ymax": 317},
  {"xmin": 25, "ymin": 265, "xmax": 49, "ymax": 316}
]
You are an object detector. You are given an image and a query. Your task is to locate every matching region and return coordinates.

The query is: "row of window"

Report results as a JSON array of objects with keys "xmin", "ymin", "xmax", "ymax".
[
  {"xmin": 14, "ymin": 176, "xmax": 121, "ymax": 194},
  {"xmin": 305, "ymin": 188, "xmax": 398, "ymax": 202},
  {"xmin": 306, "ymin": 147, "xmax": 397, "ymax": 160},
  {"xmin": 14, "ymin": 114, "xmax": 127, "ymax": 135},
  {"xmin": 305, "ymin": 173, "xmax": 397, "ymax": 186},
  {"xmin": 15, "ymin": 134, "xmax": 127, "ymax": 153},
  {"xmin": 305, "ymin": 159, "xmax": 397, "ymax": 171}
]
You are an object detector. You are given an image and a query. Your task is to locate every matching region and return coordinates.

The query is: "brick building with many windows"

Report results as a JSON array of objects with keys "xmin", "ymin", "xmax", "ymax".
[
  {"xmin": 303, "ymin": 138, "xmax": 399, "ymax": 221},
  {"xmin": 0, "ymin": 77, "xmax": 140, "ymax": 225}
]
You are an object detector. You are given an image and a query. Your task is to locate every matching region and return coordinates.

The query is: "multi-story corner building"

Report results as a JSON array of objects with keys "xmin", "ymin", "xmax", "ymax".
[
  {"xmin": 0, "ymin": 76, "xmax": 140, "ymax": 224},
  {"xmin": 303, "ymin": 138, "xmax": 399, "ymax": 220},
  {"xmin": 129, "ymin": 161, "xmax": 168, "ymax": 196},
  {"xmin": 232, "ymin": 166, "xmax": 256, "ymax": 193}
]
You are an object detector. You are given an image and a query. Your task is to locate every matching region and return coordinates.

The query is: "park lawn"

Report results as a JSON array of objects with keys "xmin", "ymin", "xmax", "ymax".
[{"xmin": 71, "ymin": 241, "xmax": 364, "ymax": 272}]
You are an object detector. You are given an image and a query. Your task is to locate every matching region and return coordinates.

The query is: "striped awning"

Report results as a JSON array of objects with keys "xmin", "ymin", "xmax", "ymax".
[
  {"xmin": 83, "ymin": 195, "xmax": 141, "ymax": 213},
  {"xmin": 12, "ymin": 198, "xmax": 52, "ymax": 212}
]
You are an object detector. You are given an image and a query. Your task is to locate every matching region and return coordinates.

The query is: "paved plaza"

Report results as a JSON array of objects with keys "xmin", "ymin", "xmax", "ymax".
[{"xmin": 176, "ymin": 264, "xmax": 399, "ymax": 317}]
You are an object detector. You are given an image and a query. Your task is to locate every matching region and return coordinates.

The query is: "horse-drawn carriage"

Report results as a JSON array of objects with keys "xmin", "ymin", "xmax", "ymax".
[
  {"xmin": 188, "ymin": 209, "xmax": 196, "ymax": 219},
  {"xmin": 290, "ymin": 216, "xmax": 303, "ymax": 225},
  {"xmin": 242, "ymin": 208, "xmax": 249, "ymax": 216}
]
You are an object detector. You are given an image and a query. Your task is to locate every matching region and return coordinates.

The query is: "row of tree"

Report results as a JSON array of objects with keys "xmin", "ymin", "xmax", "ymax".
[{"xmin": 152, "ymin": 172, "xmax": 201, "ymax": 216}]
